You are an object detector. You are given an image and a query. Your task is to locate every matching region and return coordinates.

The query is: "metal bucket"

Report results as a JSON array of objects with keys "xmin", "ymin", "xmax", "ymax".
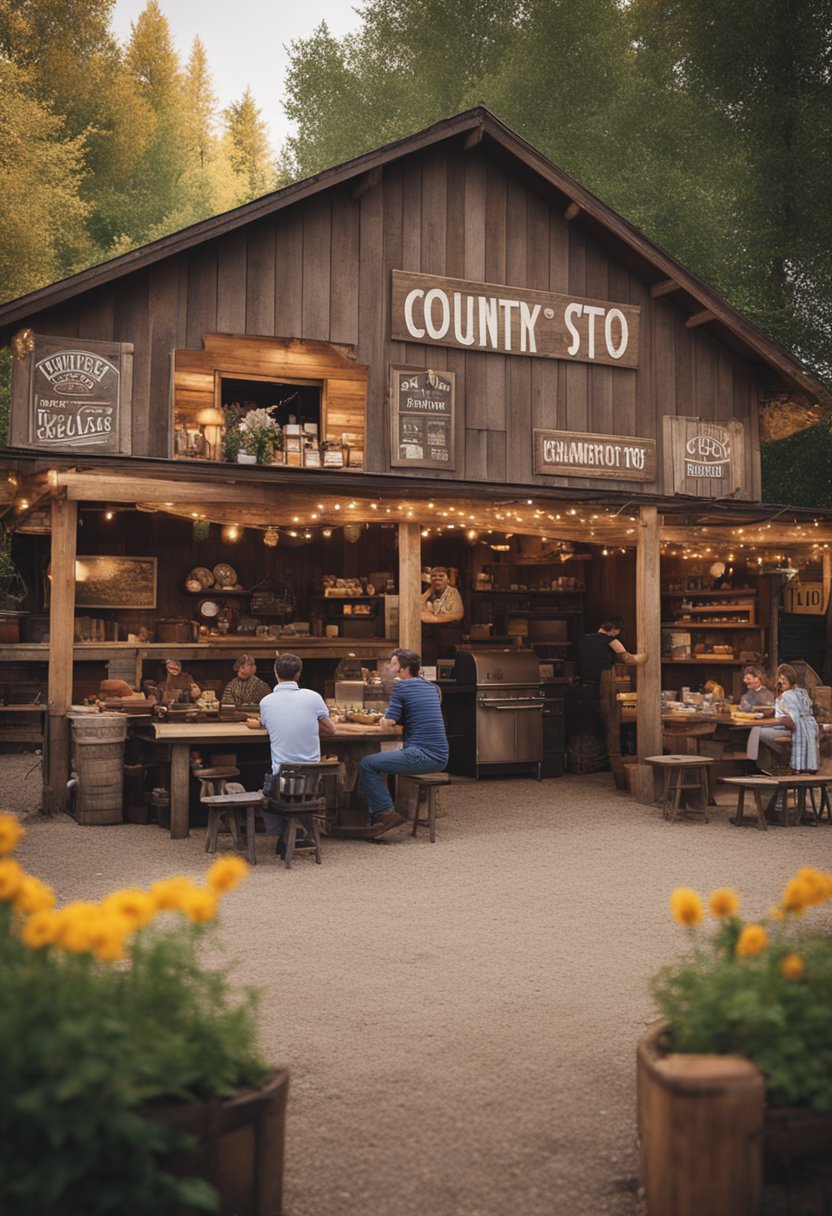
[{"xmin": 68, "ymin": 712, "xmax": 127, "ymax": 825}]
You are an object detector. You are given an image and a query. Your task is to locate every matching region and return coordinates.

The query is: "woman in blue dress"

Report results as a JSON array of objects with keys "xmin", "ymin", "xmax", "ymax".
[{"xmin": 749, "ymin": 663, "xmax": 818, "ymax": 773}]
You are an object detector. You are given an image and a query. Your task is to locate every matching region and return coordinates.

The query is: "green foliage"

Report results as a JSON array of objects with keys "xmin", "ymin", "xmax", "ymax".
[
  {"xmin": 761, "ymin": 419, "xmax": 832, "ymax": 509},
  {"xmin": 224, "ymin": 88, "xmax": 278, "ymax": 204},
  {"xmin": 0, "ymin": 347, "xmax": 10, "ymax": 445},
  {"xmin": 652, "ymin": 879, "xmax": 832, "ymax": 1111},
  {"xmin": 0, "ymin": 899, "xmax": 270, "ymax": 1214}
]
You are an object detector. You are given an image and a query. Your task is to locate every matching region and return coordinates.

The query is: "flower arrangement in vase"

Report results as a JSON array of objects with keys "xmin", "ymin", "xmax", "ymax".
[
  {"xmin": 0, "ymin": 815, "xmax": 284, "ymax": 1215},
  {"xmin": 238, "ymin": 406, "xmax": 283, "ymax": 465}
]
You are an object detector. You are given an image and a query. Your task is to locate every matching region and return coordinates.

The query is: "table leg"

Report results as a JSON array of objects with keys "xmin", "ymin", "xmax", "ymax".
[
  {"xmin": 661, "ymin": 767, "xmax": 672, "ymax": 819},
  {"xmin": 752, "ymin": 789, "xmax": 768, "ymax": 831},
  {"xmin": 730, "ymin": 788, "xmax": 746, "ymax": 827},
  {"xmin": 170, "ymin": 742, "xmax": 191, "ymax": 840}
]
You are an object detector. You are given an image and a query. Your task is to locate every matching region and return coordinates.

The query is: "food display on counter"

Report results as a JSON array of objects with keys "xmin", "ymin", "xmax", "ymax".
[{"xmin": 327, "ymin": 705, "xmax": 386, "ymax": 725}]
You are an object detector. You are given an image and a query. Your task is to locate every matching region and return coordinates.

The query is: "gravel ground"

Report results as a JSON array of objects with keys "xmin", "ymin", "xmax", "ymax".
[{"xmin": 3, "ymin": 753, "xmax": 831, "ymax": 1216}]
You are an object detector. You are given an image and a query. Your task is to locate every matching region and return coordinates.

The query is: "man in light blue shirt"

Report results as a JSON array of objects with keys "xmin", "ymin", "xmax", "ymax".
[{"xmin": 259, "ymin": 653, "xmax": 335, "ymax": 844}]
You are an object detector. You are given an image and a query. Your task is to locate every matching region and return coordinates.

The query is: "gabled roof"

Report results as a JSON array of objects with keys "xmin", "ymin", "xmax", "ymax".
[{"xmin": 1, "ymin": 107, "xmax": 828, "ymax": 407}]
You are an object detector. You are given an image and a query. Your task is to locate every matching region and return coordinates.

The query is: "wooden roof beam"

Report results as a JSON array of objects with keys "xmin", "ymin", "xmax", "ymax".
[
  {"xmin": 651, "ymin": 279, "xmax": 680, "ymax": 298},
  {"xmin": 350, "ymin": 166, "xmax": 382, "ymax": 200},
  {"xmin": 463, "ymin": 124, "xmax": 484, "ymax": 150},
  {"xmin": 564, "ymin": 201, "xmax": 581, "ymax": 222},
  {"xmin": 685, "ymin": 308, "xmax": 717, "ymax": 329}
]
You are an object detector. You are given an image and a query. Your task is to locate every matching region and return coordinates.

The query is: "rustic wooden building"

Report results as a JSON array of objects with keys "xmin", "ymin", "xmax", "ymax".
[{"xmin": 1, "ymin": 107, "xmax": 830, "ymax": 813}]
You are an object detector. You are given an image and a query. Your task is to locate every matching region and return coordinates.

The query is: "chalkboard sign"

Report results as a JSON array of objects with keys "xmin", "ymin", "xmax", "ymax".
[
  {"xmin": 10, "ymin": 332, "xmax": 133, "ymax": 454},
  {"xmin": 390, "ymin": 365, "xmax": 455, "ymax": 470}
]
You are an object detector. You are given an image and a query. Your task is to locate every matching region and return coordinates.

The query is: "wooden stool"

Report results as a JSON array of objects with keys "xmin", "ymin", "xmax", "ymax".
[
  {"xmin": 407, "ymin": 773, "xmax": 450, "ymax": 843},
  {"xmin": 193, "ymin": 766, "xmax": 240, "ymax": 798},
  {"xmin": 719, "ymin": 775, "xmax": 777, "ymax": 830},
  {"xmin": 202, "ymin": 788, "xmax": 263, "ymax": 864},
  {"xmin": 645, "ymin": 755, "xmax": 716, "ymax": 823}
]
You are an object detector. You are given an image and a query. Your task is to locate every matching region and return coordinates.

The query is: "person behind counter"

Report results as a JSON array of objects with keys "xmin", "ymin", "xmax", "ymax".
[
  {"xmin": 221, "ymin": 654, "xmax": 272, "ymax": 708},
  {"xmin": 578, "ymin": 618, "xmax": 647, "ymax": 683},
  {"xmin": 148, "ymin": 658, "xmax": 201, "ymax": 706},
  {"xmin": 739, "ymin": 664, "xmax": 774, "ymax": 712},
  {"xmin": 747, "ymin": 663, "xmax": 818, "ymax": 775},
  {"xmin": 421, "ymin": 566, "xmax": 465, "ymax": 664},
  {"xmin": 259, "ymin": 653, "xmax": 336, "ymax": 854},
  {"xmin": 359, "ymin": 647, "xmax": 448, "ymax": 839}
]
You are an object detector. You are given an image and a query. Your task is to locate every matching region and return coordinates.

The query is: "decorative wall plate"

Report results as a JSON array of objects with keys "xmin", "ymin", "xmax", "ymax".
[
  {"xmin": 213, "ymin": 563, "xmax": 237, "ymax": 588},
  {"xmin": 189, "ymin": 566, "xmax": 215, "ymax": 588},
  {"xmin": 198, "ymin": 599, "xmax": 221, "ymax": 620}
]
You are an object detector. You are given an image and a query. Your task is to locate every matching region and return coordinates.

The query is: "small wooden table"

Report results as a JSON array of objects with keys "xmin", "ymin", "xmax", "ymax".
[{"xmin": 645, "ymin": 754, "xmax": 716, "ymax": 822}]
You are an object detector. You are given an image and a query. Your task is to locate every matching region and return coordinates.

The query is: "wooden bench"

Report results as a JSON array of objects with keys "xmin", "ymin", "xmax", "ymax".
[
  {"xmin": 405, "ymin": 773, "xmax": 451, "ymax": 843},
  {"xmin": 645, "ymin": 755, "xmax": 716, "ymax": 823},
  {"xmin": 721, "ymin": 774, "xmax": 832, "ymax": 830}
]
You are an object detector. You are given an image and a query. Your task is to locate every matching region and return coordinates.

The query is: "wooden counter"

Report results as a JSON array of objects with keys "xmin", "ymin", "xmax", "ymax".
[{"xmin": 0, "ymin": 639, "xmax": 395, "ymax": 663}]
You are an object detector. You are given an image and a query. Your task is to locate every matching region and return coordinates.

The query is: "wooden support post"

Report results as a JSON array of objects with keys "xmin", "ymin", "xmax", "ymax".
[
  {"xmin": 44, "ymin": 497, "xmax": 77, "ymax": 815},
  {"xmin": 398, "ymin": 522, "xmax": 422, "ymax": 654},
  {"xmin": 650, "ymin": 279, "xmax": 680, "ymax": 298},
  {"xmin": 634, "ymin": 505, "xmax": 662, "ymax": 803},
  {"xmin": 685, "ymin": 308, "xmax": 716, "ymax": 329}
]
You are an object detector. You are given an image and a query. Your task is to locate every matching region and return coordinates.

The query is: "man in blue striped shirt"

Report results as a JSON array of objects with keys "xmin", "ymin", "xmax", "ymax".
[{"xmin": 360, "ymin": 648, "xmax": 449, "ymax": 838}]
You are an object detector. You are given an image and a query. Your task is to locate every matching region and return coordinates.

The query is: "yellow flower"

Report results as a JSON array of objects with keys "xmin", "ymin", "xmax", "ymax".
[
  {"xmin": 708, "ymin": 888, "xmax": 740, "ymax": 919},
  {"xmin": 669, "ymin": 887, "xmax": 705, "ymax": 927},
  {"xmin": 20, "ymin": 909, "xmax": 60, "ymax": 950},
  {"xmin": 102, "ymin": 888, "xmax": 155, "ymax": 930},
  {"xmin": 794, "ymin": 868, "xmax": 828, "ymax": 907},
  {"xmin": 206, "ymin": 856, "xmax": 249, "ymax": 895},
  {"xmin": 180, "ymin": 887, "xmax": 218, "ymax": 924},
  {"xmin": 89, "ymin": 912, "xmax": 133, "ymax": 963},
  {"xmin": 150, "ymin": 876, "xmax": 201, "ymax": 912},
  {"xmin": 0, "ymin": 857, "xmax": 25, "ymax": 901},
  {"xmin": 0, "ymin": 812, "xmax": 25, "ymax": 854},
  {"xmin": 13, "ymin": 875, "xmax": 56, "ymax": 915},
  {"xmin": 780, "ymin": 953, "xmax": 805, "ymax": 981},
  {"xmin": 736, "ymin": 924, "xmax": 769, "ymax": 958},
  {"xmin": 781, "ymin": 876, "xmax": 813, "ymax": 915},
  {"xmin": 55, "ymin": 901, "xmax": 99, "ymax": 953}
]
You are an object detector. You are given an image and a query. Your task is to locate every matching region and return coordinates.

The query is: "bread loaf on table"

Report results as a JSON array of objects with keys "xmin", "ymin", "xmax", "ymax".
[{"xmin": 99, "ymin": 678, "xmax": 135, "ymax": 698}]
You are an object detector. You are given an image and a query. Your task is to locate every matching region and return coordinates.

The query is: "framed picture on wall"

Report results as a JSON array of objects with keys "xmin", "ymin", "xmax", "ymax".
[{"xmin": 72, "ymin": 556, "xmax": 157, "ymax": 608}]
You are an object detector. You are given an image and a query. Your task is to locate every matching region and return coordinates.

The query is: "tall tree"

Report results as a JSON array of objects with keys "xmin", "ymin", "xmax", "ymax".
[
  {"xmin": 224, "ymin": 89, "xmax": 277, "ymax": 203},
  {"xmin": 0, "ymin": 59, "xmax": 90, "ymax": 299}
]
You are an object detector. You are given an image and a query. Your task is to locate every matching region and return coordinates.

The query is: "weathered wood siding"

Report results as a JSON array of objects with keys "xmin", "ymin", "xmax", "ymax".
[{"xmin": 23, "ymin": 145, "xmax": 762, "ymax": 497}]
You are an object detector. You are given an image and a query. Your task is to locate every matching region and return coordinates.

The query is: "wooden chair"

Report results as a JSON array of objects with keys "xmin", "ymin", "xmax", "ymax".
[
  {"xmin": 645, "ymin": 755, "xmax": 716, "ymax": 823},
  {"xmin": 265, "ymin": 760, "xmax": 341, "ymax": 869},
  {"xmin": 405, "ymin": 773, "xmax": 451, "ymax": 843}
]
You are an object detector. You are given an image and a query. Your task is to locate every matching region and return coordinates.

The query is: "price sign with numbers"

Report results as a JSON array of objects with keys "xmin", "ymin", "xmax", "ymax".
[{"xmin": 389, "ymin": 365, "xmax": 455, "ymax": 470}]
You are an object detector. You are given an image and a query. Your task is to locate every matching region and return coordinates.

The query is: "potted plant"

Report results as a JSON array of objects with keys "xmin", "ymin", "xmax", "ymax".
[
  {"xmin": 0, "ymin": 817, "xmax": 288, "ymax": 1215},
  {"xmin": 639, "ymin": 870, "xmax": 832, "ymax": 1215},
  {"xmin": 221, "ymin": 403, "xmax": 244, "ymax": 463},
  {"xmin": 238, "ymin": 407, "xmax": 282, "ymax": 465}
]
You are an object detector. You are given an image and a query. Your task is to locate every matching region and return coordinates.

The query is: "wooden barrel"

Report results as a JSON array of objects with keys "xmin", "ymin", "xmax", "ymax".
[
  {"xmin": 68, "ymin": 712, "xmax": 127, "ymax": 825},
  {"xmin": 637, "ymin": 1021, "xmax": 765, "ymax": 1216}
]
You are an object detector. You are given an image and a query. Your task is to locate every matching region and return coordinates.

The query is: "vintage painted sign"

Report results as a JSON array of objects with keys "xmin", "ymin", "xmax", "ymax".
[
  {"xmin": 389, "ymin": 365, "xmax": 456, "ymax": 469},
  {"xmin": 784, "ymin": 582, "xmax": 827, "ymax": 615},
  {"xmin": 663, "ymin": 417, "xmax": 747, "ymax": 499},
  {"xmin": 10, "ymin": 333, "xmax": 133, "ymax": 454},
  {"xmin": 533, "ymin": 429, "xmax": 656, "ymax": 482},
  {"xmin": 391, "ymin": 271, "xmax": 640, "ymax": 369}
]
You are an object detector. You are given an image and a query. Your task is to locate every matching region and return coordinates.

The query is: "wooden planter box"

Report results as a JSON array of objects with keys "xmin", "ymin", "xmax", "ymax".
[
  {"xmin": 637, "ymin": 1022, "xmax": 764, "ymax": 1216},
  {"xmin": 143, "ymin": 1067, "xmax": 289, "ymax": 1215}
]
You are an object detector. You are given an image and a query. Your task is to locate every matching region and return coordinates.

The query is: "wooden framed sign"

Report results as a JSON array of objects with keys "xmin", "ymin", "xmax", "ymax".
[
  {"xmin": 390, "ymin": 366, "xmax": 455, "ymax": 470},
  {"xmin": 74, "ymin": 556, "xmax": 157, "ymax": 608},
  {"xmin": 663, "ymin": 417, "xmax": 746, "ymax": 498},
  {"xmin": 10, "ymin": 332, "xmax": 133, "ymax": 454},
  {"xmin": 392, "ymin": 270, "xmax": 640, "ymax": 369},
  {"xmin": 533, "ymin": 429, "xmax": 656, "ymax": 481}
]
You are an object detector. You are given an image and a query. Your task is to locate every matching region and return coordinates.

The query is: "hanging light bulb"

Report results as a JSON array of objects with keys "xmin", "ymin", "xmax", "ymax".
[
  {"xmin": 221, "ymin": 524, "xmax": 241, "ymax": 543},
  {"xmin": 322, "ymin": 527, "xmax": 333, "ymax": 539},
  {"xmin": 343, "ymin": 522, "xmax": 362, "ymax": 544},
  {"xmin": 263, "ymin": 527, "xmax": 279, "ymax": 548}
]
